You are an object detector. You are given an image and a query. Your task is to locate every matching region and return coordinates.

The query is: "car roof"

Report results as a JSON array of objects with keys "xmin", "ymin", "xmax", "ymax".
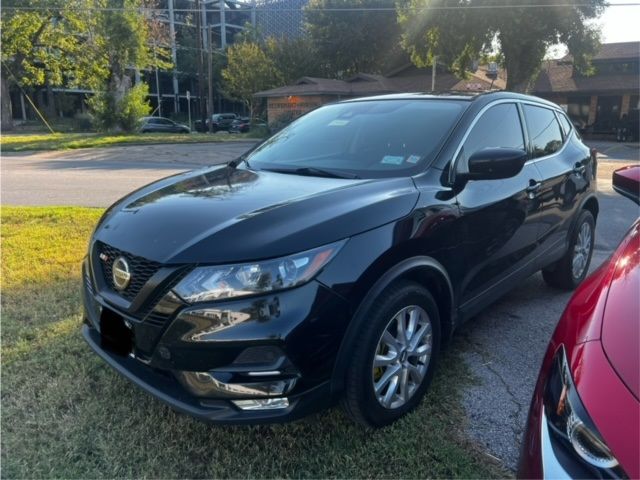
[
  {"xmin": 341, "ymin": 91, "xmax": 562, "ymax": 110},
  {"xmin": 141, "ymin": 116, "xmax": 172, "ymax": 121}
]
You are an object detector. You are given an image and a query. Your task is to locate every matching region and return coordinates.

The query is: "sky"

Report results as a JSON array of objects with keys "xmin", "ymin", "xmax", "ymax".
[{"xmin": 598, "ymin": 0, "xmax": 640, "ymax": 43}]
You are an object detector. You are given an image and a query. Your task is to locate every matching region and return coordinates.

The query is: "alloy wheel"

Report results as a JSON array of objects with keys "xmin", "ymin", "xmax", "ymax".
[
  {"xmin": 371, "ymin": 305, "xmax": 433, "ymax": 409},
  {"xmin": 572, "ymin": 222, "xmax": 592, "ymax": 279}
]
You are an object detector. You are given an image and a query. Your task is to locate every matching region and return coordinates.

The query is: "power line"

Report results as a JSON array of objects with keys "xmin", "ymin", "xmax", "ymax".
[{"xmin": 3, "ymin": 2, "xmax": 640, "ymax": 12}]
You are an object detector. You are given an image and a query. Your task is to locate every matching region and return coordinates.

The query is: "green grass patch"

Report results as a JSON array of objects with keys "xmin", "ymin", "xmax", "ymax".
[
  {"xmin": 1, "ymin": 207, "xmax": 508, "ymax": 479},
  {"xmin": 0, "ymin": 132, "xmax": 262, "ymax": 153}
]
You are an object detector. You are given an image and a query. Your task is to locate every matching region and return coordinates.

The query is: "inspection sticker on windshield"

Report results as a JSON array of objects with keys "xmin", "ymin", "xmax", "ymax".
[
  {"xmin": 406, "ymin": 155, "xmax": 421, "ymax": 164},
  {"xmin": 328, "ymin": 119, "xmax": 349, "ymax": 127},
  {"xmin": 381, "ymin": 155, "xmax": 404, "ymax": 165}
]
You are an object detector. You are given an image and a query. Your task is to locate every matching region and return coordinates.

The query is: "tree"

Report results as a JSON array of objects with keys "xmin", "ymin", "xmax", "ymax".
[
  {"xmin": 93, "ymin": 0, "xmax": 171, "ymax": 108},
  {"xmin": 1, "ymin": 0, "xmax": 170, "ymax": 131},
  {"xmin": 0, "ymin": 0, "xmax": 103, "ymax": 129},
  {"xmin": 265, "ymin": 36, "xmax": 323, "ymax": 83},
  {"xmin": 222, "ymin": 42, "xmax": 282, "ymax": 119},
  {"xmin": 398, "ymin": 0, "xmax": 605, "ymax": 91},
  {"xmin": 305, "ymin": 0, "xmax": 404, "ymax": 77}
]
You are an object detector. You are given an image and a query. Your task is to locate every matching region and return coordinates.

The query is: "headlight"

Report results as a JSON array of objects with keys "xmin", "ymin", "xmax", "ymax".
[
  {"xmin": 544, "ymin": 346, "xmax": 622, "ymax": 474},
  {"xmin": 174, "ymin": 240, "xmax": 345, "ymax": 303}
]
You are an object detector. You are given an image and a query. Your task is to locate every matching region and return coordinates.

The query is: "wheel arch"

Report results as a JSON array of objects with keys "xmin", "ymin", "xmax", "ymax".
[
  {"xmin": 330, "ymin": 256, "xmax": 456, "ymax": 395},
  {"xmin": 582, "ymin": 194, "xmax": 599, "ymax": 221},
  {"xmin": 566, "ymin": 194, "xmax": 599, "ymax": 243}
]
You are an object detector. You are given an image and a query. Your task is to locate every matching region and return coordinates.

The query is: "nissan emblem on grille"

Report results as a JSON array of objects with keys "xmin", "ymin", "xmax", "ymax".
[{"xmin": 112, "ymin": 256, "xmax": 131, "ymax": 291}]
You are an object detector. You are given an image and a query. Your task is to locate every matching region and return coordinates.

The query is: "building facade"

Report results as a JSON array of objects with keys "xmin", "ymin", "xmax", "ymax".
[
  {"xmin": 255, "ymin": 64, "xmax": 507, "ymax": 125},
  {"xmin": 533, "ymin": 42, "xmax": 639, "ymax": 133}
]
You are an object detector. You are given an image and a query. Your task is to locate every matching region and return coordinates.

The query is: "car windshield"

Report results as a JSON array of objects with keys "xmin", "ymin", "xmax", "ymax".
[{"xmin": 246, "ymin": 99, "xmax": 467, "ymax": 178}]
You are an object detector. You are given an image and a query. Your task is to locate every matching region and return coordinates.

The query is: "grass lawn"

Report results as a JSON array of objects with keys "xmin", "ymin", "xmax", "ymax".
[
  {"xmin": 0, "ymin": 132, "xmax": 261, "ymax": 153},
  {"xmin": 0, "ymin": 206, "xmax": 507, "ymax": 479}
]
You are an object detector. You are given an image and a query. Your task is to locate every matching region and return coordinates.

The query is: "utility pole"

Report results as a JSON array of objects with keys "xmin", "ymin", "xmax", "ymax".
[
  {"xmin": 431, "ymin": 56, "xmax": 437, "ymax": 92},
  {"xmin": 207, "ymin": 25, "xmax": 214, "ymax": 133},
  {"xmin": 220, "ymin": 0, "xmax": 227, "ymax": 49},
  {"xmin": 195, "ymin": 0, "xmax": 206, "ymax": 126},
  {"xmin": 168, "ymin": 0, "xmax": 179, "ymax": 114},
  {"xmin": 154, "ymin": 40, "xmax": 162, "ymax": 116}
]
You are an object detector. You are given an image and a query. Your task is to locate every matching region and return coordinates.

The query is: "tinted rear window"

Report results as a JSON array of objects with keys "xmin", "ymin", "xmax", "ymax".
[
  {"xmin": 524, "ymin": 105, "xmax": 564, "ymax": 158},
  {"xmin": 247, "ymin": 100, "xmax": 466, "ymax": 178}
]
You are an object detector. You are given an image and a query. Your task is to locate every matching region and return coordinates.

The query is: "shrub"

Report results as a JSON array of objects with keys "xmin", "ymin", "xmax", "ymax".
[
  {"xmin": 72, "ymin": 113, "xmax": 94, "ymax": 132},
  {"xmin": 87, "ymin": 83, "xmax": 151, "ymax": 132},
  {"xmin": 87, "ymin": 92, "xmax": 118, "ymax": 131},
  {"xmin": 118, "ymin": 84, "xmax": 151, "ymax": 132}
]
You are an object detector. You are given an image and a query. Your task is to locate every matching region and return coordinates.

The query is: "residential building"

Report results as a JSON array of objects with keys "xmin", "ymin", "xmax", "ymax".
[
  {"xmin": 533, "ymin": 41, "xmax": 639, "ymax": 132},
  {"xmin": 255, "ymin": 63, "xmax": 506, "ymax": 125}
]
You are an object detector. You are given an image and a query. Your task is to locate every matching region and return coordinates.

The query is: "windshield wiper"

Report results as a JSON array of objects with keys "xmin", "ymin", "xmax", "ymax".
[
  {"xmin": 227, "ymin": 155, "xmax": 251, "ymax": 169},
  {"xmin": 264, "ymin": 166, "xmax": 359, "ymax": 179}
]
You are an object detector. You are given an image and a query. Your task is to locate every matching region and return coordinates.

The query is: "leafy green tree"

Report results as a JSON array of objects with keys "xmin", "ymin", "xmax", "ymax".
[
  {"xmin": 398, "ymin": 0, "xmax": 605, "ymax": 91},
  {"xmin": 0, "ymin": 0, "xmax": 104, "ymax": 129},
  {"xmin": 94, "ymin": 0, "xmax": 171, "ymax": 105},
  {"xmin": 304, "ymin": 0, "xmax": 404, "ymax": 77},
  {"xmin": 222, "ymin": 42, "xmax": 282, "ymax": 119},
  {"xmin": 266, "ymin": 36, "xmax": 322, "ymax": 83}
]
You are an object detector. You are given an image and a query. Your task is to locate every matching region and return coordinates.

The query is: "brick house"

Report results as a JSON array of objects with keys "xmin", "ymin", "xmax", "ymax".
[
  {"xmin": 255, "ymin": 64, "xmax": 506, "ymax": 125},
  {"xmin": 533, "ymin": 41, "xmax": 639, "ymax": 132}
]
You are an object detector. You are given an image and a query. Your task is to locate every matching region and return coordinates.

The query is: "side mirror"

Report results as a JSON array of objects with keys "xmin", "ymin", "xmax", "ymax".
[
  {"xmin": 465, "ymin": 147, "xmax": 528, "ymax": 181},
  {"xmin": 612, "ymin": 165, "xmax": 640, "ymax": 205}
]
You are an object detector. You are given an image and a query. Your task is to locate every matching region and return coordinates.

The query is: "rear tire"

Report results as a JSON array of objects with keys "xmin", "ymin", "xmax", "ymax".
[
  {"xmin": 542, "ymin": 210, "xmax": 595, "ymax": 290},
  {"xmin": 342, "ymin": 280, "xmax": 441, "ymax": 428}
]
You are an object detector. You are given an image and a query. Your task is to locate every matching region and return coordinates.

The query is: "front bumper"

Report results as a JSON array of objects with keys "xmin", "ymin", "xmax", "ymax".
[
  {"xmin": 82, "ymin": 324, "xmax": 332, "ymax": 424},
  {"xmin": 81, "ymin": 256, "xmax": 351, "ymax": 423}
]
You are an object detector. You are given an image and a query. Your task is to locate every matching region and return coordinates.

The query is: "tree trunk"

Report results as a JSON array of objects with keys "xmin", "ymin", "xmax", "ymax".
[
  {"xmin": 45, "ymin": 81, "xmax": 56, "ymax": 119},
  {"xmin": 1, "ymin": 74, "xmax": 14, "ymax": 131},
  {"xmin": 500, "ymin": 32, "xmax": 546, "ymax": 93}
]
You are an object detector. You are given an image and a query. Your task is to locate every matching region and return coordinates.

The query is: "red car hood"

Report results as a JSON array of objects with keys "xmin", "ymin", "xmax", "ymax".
[{"xmin": 601, "ymin": 219, "xmax": 640, "ymax": 400}]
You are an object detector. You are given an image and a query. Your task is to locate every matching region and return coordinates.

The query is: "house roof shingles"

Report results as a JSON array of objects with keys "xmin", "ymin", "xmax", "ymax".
[
  {"xmin": 534, "ymin": 41, "xmax": 639, "ymax": 94},
  {"xmin": 254, "ymin": 64, "xmax": 506, "ymax": 98}
]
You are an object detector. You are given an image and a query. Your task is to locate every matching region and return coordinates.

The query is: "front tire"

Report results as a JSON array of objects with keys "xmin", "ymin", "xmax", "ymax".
[
  {"xmin": 542, "ymin": 210, "xmax": 595, "ymax": 290},
  {"xmin": 342, "ymin": 281, "xmax": 441, "ymax": 428}
]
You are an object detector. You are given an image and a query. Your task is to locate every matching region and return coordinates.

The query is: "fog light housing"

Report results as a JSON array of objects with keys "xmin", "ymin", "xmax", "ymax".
[{"xmin": 232, "ymin": 398, "xmax": 289, "ymax": 410}]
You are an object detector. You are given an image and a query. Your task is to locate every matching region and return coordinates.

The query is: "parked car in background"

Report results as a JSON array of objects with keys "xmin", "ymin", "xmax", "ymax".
[
  {"xmin": 518, "ymin": 165, "xmax": 639, "ymax": 479},
  {"xmin": 229, "ymin": 117, "xmax": 251, "ymax": 133},
  {"xmin": 138, "ymin": 116, "xmax": 190, "ymax": 134},
  {"xmin": 194, "ymin": 113, "xmax": 238, "ymax": 132},
  {"xmin": 82, "ymin": 92, "xmax": 598, "ymax": 428}
]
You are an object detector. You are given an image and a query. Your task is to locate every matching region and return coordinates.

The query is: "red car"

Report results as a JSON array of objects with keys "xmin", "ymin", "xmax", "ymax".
[{"xmin": 518, "ymin": 166, "xmax": 640, "ymax": 479}]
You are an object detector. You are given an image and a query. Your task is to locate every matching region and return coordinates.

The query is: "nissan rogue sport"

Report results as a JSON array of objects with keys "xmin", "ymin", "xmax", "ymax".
[{"xmin": 82, "ymin": 92, "xmax": 598, "ymax": 427}]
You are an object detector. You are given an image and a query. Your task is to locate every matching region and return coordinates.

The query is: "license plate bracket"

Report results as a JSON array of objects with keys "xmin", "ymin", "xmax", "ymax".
[{"xmin": 100, "ymin": 308, "xmax": 133, "ymax": 356}]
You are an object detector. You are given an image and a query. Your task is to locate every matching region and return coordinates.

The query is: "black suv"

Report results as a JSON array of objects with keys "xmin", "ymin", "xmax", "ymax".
[{"xmin": 83, "ymin": 92, "xmax": 598, "ymax": 427}]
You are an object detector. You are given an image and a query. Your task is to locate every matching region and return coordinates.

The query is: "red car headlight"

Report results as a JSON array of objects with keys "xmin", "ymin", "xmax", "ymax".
[{"xmin": 544, "ymin": 346, "xmax": 624, "ymax": 476}]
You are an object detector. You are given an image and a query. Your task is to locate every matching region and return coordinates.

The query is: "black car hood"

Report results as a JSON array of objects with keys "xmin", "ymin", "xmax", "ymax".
[{"xmin": 93, "ymin": 166, "xmax": 419, "ymax": 264}]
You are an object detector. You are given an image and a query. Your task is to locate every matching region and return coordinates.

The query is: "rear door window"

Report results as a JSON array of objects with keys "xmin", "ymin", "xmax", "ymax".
[
  {"xmin": 523, "ymin": 105, "xmax": 564, "ymax": 158},
  {"xmin": 557, "ymin": 112, "xmax": 573, "ymax": 138}
]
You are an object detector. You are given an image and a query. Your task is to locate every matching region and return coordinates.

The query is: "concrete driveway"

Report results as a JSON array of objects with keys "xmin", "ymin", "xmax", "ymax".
[{"xmin": 1, "ymin": 139, "xmax": 638, "ymax": 471}]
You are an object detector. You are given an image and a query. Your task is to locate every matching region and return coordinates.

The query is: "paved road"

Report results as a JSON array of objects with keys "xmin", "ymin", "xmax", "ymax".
[
  {"xmin": 460, "ymin": 141, "xmax": 640, "ymax": 471},
  {"xmin": 1, "ymin": 140, "xmax": 638, "ymax": 471},
  {"xmin": 1, "ymin": 142, "xmax": 255, "ymax": 207}
]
